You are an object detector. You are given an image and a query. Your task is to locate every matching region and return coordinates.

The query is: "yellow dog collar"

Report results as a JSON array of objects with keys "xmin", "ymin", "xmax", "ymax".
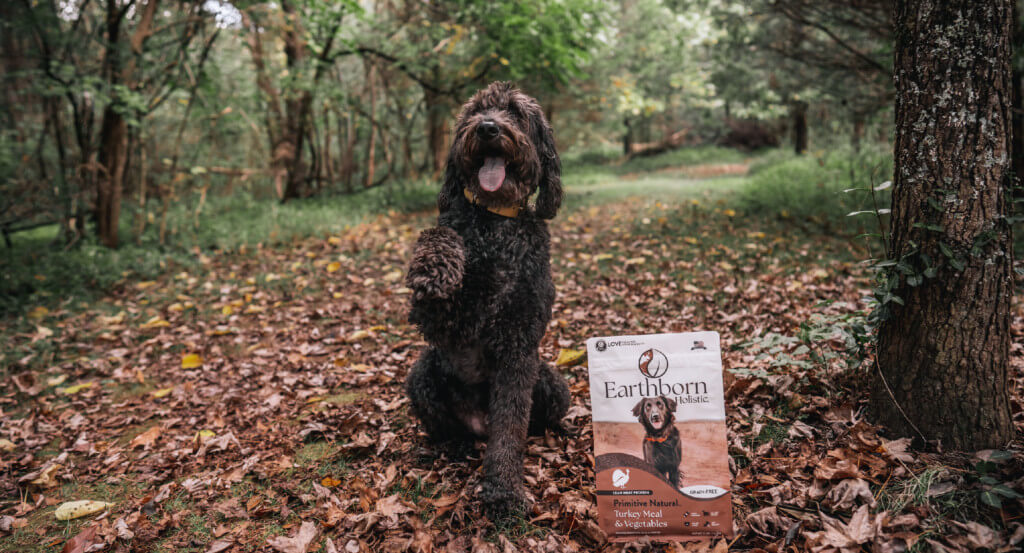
[{"xmin": 463, "ymin": 188, "xmax": 522, "ymax": 218}]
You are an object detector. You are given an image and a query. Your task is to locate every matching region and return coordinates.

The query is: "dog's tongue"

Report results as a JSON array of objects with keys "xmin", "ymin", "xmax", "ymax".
[{"xmin": 478, "ymin": 157, "xmax": 506, "ymax": 192}]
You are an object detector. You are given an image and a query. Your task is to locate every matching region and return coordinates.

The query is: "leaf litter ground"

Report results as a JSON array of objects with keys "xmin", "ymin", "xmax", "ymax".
[{"xmin": 2, "ymin": 165, "xmax": 1024, "ymax": 553}]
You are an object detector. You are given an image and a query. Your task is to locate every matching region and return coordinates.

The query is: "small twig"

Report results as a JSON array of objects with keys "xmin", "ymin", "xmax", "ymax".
[{"xmin": 874, "ymin": 356, "xmax": 928, "ymax": 445}]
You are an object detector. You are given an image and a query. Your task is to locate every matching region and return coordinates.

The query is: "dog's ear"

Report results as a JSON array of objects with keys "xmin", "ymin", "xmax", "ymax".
[
  {"xmin": 631, "ymin": 399, "xmax": 645, "ymax": 418},
  {"xmin": 661, "ymin": 395, "xmax": 677, "ymax": 413},
  {"xmin": 438, "ymin": 133, "xmax": 464, "ymax": 214},
  {"xmin": 531, "ymin": 110, "xmax": 562, "ymax": 219}
]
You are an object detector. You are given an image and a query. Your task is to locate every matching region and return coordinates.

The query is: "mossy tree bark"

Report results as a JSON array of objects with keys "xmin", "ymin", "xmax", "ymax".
[{"xmin": 872, "ymin": 0, "xmax": 1015, "ymax": 450}]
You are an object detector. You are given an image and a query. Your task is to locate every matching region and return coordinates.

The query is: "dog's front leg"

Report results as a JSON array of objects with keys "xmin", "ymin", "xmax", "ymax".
[
  {"xmin": 406, "ymin": 227, "xmax": 465, "ymax": 300},
  {"xmin": 480, "ymin": 351, "xmax": 537, "ymax": 520}
]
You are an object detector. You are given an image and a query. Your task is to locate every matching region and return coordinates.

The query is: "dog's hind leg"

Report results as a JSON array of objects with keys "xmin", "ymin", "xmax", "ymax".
[
  {"xmin": 528, "ymin": 360, "xmax": 571, "ymax": 436},
  {"xmin": 406, "ymin": 348, "xmax": 476, "ymax": 456}
]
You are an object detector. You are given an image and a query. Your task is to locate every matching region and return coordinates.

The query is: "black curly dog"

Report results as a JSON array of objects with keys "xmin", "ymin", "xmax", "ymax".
[
  {"xmin": 633, "ymin": 395, "xmax": 683, "ymax": 488},
  {"xmin": 404, "ymin": 82, "xmax": 570, "ymax": 520}
]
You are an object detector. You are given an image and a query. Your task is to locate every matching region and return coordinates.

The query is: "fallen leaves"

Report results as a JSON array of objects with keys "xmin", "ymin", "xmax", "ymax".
[
  {"xmin": 129, "ymin": 426, "xmax": 162, "ymax": 449},
  {"xmin": 60, "ymin": 525, "xmax": 100, "ymax": 553},
  {"xmin": 2, "ymin": 190, "xmax": 1023, "ymax": 552},
  {"xmin": 54, "ymin": 500, "xmax": 114, "ymax": 521},
  {"xmin": 267, "ymin": 520, "xmax": 321, "ymax": 553},
  {"xmin": 57, "ymin": 382, "xmax": 93, "ymax": 395},
  {"xmin": 553, "ymin": 348, "xmax": 586, "ymax": 367}
]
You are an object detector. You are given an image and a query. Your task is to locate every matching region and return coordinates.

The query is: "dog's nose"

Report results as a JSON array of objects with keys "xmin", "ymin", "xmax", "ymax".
[{"xmin": 477, "ymin": 120, "xmax": 499, "ymax": 140}]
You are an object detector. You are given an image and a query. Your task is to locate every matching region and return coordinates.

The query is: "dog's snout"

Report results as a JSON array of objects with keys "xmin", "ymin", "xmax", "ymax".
[{"xmin": 477, "ymin": 120, "xmax": 500, "ymax": 140}]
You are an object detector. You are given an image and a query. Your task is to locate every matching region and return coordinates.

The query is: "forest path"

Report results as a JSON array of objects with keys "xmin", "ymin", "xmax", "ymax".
[{"xmin": 2, "ymin": 161, "xmax": 1021, "ymax": 552}]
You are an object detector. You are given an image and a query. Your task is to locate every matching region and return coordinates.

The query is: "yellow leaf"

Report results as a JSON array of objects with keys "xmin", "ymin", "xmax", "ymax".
[
  {"xmin": 332, "ymin": 292, "xmax": 344, "ymax": 299},
  {"xmin": 27, "ymin": 306, "xmax": 49, "ymax": 320},
  {"xmin": 326, "ymin": 262, "xmax": 341, "ymax": 273},
  {"xmin": 151, "ymin": 387, "xmax": 173, "ymax": 399},
  {"xmin": 222, "ymin": 305, "xmax": 234, "ymax": 316},
  {"xmin": 682, "ymin": 283, "xmax": 700, "ymax": 293},
  {"xmin": 31, "ymin": 463, "xmax": 62, "ymax": 487},
  {"xmin": 136, "ymin": 281, "xmax": 158, "ymax": 290},
  {"xmin": 625, "ymin": 257, "xmax": 646, "ymax": 266},
  {"xmin": 181, "ymin": 353, "xmax": 202, "ymax": 369},
  {"xmin": 0, "ymin": 438, "xmax": 14, "ymax": 452},
  {"xmin": 723, "ymin": 209, "xmax": 736, "ymax": 217},
  {"xmin": 554, "ymin": 349, "xmax": 586, "ymax": 367},
  {"xmin": 320, "ymin": 476, "xmax": 342, "ymax": 488},
  {"xmin": 383, "ymin": 270, "xmax": 403, "ymax": 282},
  {"xmin": 812, "ymin": 268, "xmax": 829, "ymax": 280},
  {"xmin": 683, "ymin": 237, "xmax": 699, "ymax": 245},
  {"xmin": 593, "ymin": 253, "xmax": 613, "ymax": 262},
  {"xmin": 140, "ymin": 317, "xmax": 170, "ymax": 329},
  {"xmin": 194, "ymin": 429, "xmax": 216, "ymax": 444},
  {"xmin": 99, "ymin": 312, "xmax": 125, "ymax": 326},
  {"xmin": 328, "ymin": 237, "xmax": 342, "ymax": 245},
  {"xmin": 368, "ymin": 325, "xmax": 386, "ymax": 332},
  {"xmin": 55, "ymin": 500, "xmax": 114, "ymax": 521},
  {"xmin": 718, "ymin": 261, "xmax": 735, "ymax": 271},
  {"xmin": 346, "ymin": 329, "xmax": 370, "ymax": 342},
  {"xmin": 58, "ymin": 382, "xmax": 93, "ymax": 395},
  {"xmin": 47, "ymin": 374, "xmax": 67, "ymax": 387},
  {"xmin": 499, "ymin": 57, "xmax": 510, "ymax": 66}
]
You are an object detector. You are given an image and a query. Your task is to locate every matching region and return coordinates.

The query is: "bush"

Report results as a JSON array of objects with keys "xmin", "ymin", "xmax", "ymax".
[{"xmin": 738, "ymin": 146, "xmax": 893, "ymax": 234}]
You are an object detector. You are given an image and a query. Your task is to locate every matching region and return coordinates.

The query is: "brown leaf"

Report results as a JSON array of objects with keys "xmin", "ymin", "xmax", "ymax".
[
  {"xmin": 376, "ymin": 494, "xmax": 413, "ymax": 520},
  {"xmin": 0, "ymin": 515, "xmax": 28, "ymax": 533},
  {"xmin": 823, "ymin": 478, "xmax": 876, "ymax": 510},
  {"xmin": 61, "ymin": 525, "xmax": 100, "ymax": 553},
  {"xmin": 746, "ymin": 506, "xmax": 793, "ymax": 539},
  {"xmin": 130, "ymin": 426, "xmax": 162, "ymax": 449},
  {"xmin": 267, "ymin": 520, "xmax": 320, "ymax": 553},
  {"xmin": 804, "ymin": 505, "xmax": 878, "ymax": 550},
  {"xmin": 205, "ymin": 540, "xmax": 234, "ymax": 553},
  {"xmin": 950, "ymin": 521, "xmax": 1001, "ymax": 550}
]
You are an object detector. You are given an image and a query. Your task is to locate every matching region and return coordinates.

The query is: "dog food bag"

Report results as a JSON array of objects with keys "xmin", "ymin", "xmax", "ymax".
[{"xmin": 586, "ymin": 331, "xmax": 733, "ymax": 541}]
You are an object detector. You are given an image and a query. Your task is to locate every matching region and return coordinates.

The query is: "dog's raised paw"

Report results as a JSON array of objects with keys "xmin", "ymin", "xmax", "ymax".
[{"xmin": 406, "ymin": 227, "xmax": 465, "ymax": 299}]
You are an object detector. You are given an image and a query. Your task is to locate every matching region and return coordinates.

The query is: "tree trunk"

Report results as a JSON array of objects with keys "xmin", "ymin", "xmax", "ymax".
[
  {"xmin": 872, "ymin": 0, "xmax": 1015, "ymax": 450},
  {"xmin": 96, "ymin": 108, "xmax": 127, "ymax": 248},
  {"xmin": 623, "ymin": 117, "xmax": 633, "ymax": 156},
  {"xmin": 1011, "ymin": 0, "xmax": 1024, "ymax": 197},
  {"xmin": 791, "ymin": 101, "xmax": 808, "ymax": 155},
  {"xmin": 365, "ymin": 62, "xmax": 377, "ymax": 188},
  {"xmin": 852, "ymin": 112, "xmax": 866, "ymax": 152},
  {"xmin": 340, "ymin": 112, "xmax": 356, "ymax": 192},
  {"xmin": 424, "ymin": 88, "xmax": 448, "ymax": 176}
]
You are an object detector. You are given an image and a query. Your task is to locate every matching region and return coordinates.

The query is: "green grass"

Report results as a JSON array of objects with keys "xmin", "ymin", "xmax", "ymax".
[
  {"xmin": 1, "ymin": 478, "xmax": 147, "ymax": 553},
  {"xmin": 875, "ymin": 466, "xmax": 1004, "ymax": 541},
  {"xmin": 737, "ymin": 146, "xmax": 893, "ymax": 236},
  {"xmin": 0, "ymin": 177, "xmax": 437, "ymax": 318}
]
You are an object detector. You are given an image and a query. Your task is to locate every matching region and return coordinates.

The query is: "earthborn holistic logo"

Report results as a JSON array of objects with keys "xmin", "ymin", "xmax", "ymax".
[
  {"xmin": 587, "ymin": 332, "xmax": 733, "ymax": 541},
  {"xmin": 638, "ymin": 349, "xmax": 669, "ymax": 378}
]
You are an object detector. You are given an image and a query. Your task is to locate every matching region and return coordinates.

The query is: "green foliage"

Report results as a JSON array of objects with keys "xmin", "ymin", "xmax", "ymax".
[
  {"xmin": 737, "ymin": 146, "xmax": 893, "ymax": 233},
  {"xmin": 0, "ymin": 177, "xmax": 437, "ymax": 317},
  {"xmin": 737, "ymin": 305, "xmax": 873, "ymax": 376}
]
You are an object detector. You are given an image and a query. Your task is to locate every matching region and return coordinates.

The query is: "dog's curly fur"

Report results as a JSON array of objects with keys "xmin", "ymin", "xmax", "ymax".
[{"xmin": 404, "ymin": 82, "xmax": 570, "ymax": 520}]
